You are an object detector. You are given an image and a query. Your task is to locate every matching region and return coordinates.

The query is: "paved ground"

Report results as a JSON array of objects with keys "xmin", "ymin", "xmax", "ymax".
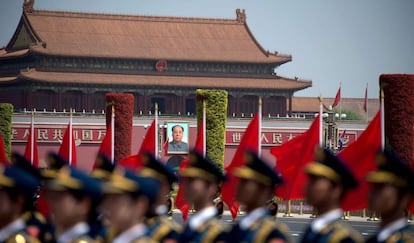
[{"xmin": 171, "ymin": 211, "xmax": 414, "ymax": 242}]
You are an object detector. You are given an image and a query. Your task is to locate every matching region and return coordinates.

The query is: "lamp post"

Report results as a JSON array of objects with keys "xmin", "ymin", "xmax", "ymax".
[{"xmin": 323, "ymin": 107, "xmax": 346, "ymax": 151}]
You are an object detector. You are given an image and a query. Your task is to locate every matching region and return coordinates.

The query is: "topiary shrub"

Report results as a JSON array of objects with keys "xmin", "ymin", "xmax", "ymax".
[
  {"xmin": 196, "ymin": 89, "xmax": 228, "ymax": 169},
  {"xmin": 105, "ymin": 93, "xmax": 134, "ymax": 161},
  {"xmin": 380, "ymin": 74, "xmax": 414, "ymax": 165},
  {"xmin": 0, "ymin": 103, "xmax": 13, "ymax": 160}
]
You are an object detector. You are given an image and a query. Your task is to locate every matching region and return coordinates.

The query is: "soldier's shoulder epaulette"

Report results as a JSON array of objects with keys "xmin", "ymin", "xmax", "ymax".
[
  {"xmin": 21, "ymin": 211, "xmax": 47, "ymax": 224},
  {"xmin": 69, "ymin": 236, "xmax": 95, "ymax": 243},
  {"xmin": 130, "ymin": 236, "xmax": 157, "ymax": 243},
  {"xmin": 207, "ymin": 218, "xmax": 231, "ymax": 231},
  {"xmin": 146, "ymin": 216, "xmax": 158, "ymax": 227},
  {"xmin": 253, "ymin": 217, "xmax": 292, "ymax": 243},
  {"xmin": 386, "ymin": 227, "xmax": 414, "ymax": 243},
  {"xmin": 32, "ymin": 212, "xmax": 47, "ymax": 224},
  {"xmin": 6, "ymin": 232, "xmax": 40, "ymax": 243},
  {"xmin": 328, "ymin": 221, "xmax": 364, "ymax": 243},
  {"xmin": 21, "ymin": 212, "xmax": 31, "ymax": 222},
  {"xmin": 199, "ymin": 218, "xmax": 230, "ymax": 243},
  {"xmin": 159, "ymin": 216, "xmax": 183, "ymax": 232}
]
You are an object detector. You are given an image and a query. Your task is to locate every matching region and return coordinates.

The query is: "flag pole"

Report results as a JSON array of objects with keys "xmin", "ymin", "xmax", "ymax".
[
  {"xmin": 155, "ymin": 103, "xmax": 158, "ymax": 158},
  {"xmin": 318, "ymin": 96, "xmax": 323, "ymax": 147},
  {"xmin": 69, "ymin": 108, "xmax": 73, "ymax": 166},
  {"xmin": 30, "ymin": 110, "xmax": 35, "ymax": 165},
  {"xmin": 111, "ymin": 105, "xmax": 115, "ymax": 163},
  {"xmin": 339, "ymin": 81, "xmax": 342, "ymax": 120},
  {"xmin": 380, "ymin": 88, "xmax": 385, "ymax": 150},
  {"xmin": 365, "ymin": 83, "xmax": 368, "ymax": 123},
  {"xmin": 202, "ymin": 100, "xmax": 206, "ymax": 157},
  {"xmin": 258, "ymin": 96, "xmax": 262, "ymax": 156}
]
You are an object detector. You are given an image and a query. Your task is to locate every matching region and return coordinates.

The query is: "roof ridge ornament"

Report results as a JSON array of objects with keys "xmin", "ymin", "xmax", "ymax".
[
  {"xmin": 23, "ymin": 0, "xmax": 35, "ymax": 13},
  {"xmin": 236, "ymin": 9, "xmax": 246, "ymax": 23}
]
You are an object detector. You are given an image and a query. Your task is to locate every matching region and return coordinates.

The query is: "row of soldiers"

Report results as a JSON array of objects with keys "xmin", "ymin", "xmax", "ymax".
[{"xmin": 0, "ymin": 146, "xmax": 413, "ymax": 243}]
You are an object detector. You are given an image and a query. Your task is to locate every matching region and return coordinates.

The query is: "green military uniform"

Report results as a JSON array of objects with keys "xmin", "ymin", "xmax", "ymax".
[
  {"xmin": 366, "ymin": 149, "xmax": 414, "ymax": 243},
  {"xmin": 301, "ymin": 148, "xmax": 363, "ymax": 243}
]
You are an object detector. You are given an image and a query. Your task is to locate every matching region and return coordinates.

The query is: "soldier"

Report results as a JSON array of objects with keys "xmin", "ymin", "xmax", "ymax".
[
  {"xmin": 43, "ymin": 166, "xmax": 102, "ymax": 243},
  {"xmin": 90, "ymin": 153, "xmax": 116, "ymax": 243},
  {"xmin": 139, "ymin": 152, "xmax": 182, "ymax": 242},
  {"xmin": 229, "ymin": 150, "xmax": 292, "ymax": 243},
  {"xmin": 365, "ymin": 149, "xmax": 414, "ymax": 243},
  {"xmin": 100, "ymin": 167, "xmax": 159, "ymax": 243},
  {"xmin": 11, "ymin": 153, "xmax": 55, "ymax": 243},
  {"xmin": 301, "ymin": 148, "xmax": 363, "ymax": 243},
  {"xmin": 41, "ymin": 152, "xmax": 68, "ymax": 179},
  {"xmin": 0, "ymin": 164, "xmax": 41, "ymax": 243},
  {"xmin": 91, "ymin": 153, "xmax": 115, "ymax": 181},
  {"xmin": 179, "ymin": 150, "xmax": 229, "ymax": 243}
]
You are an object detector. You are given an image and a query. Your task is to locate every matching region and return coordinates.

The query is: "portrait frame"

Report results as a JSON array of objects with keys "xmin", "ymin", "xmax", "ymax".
[{"xmin": 166, "ymin": 121, "xmax": 189, "ymax": 155}]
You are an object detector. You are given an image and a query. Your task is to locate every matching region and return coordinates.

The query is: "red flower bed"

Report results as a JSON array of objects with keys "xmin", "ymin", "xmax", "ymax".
[
  {"xmin": 380, "ymin": 74, "xmax": 414, "ymax": 165},
  {"xmin": 105, "ymin": 93, "xmax": 134, "ymax": 161}
]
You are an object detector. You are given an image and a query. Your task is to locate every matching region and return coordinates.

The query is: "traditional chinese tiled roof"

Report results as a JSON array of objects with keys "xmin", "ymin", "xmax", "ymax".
[
  {"xmin": 1, "ymin": 4, "xmax": 291, "ymax": 64},
  {"xmin": 0, "ymin": 69, "xmax": 311, "ymax": 91}
]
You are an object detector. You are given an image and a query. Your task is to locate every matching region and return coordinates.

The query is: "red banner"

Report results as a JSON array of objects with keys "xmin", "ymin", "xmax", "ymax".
[
  {"xmin": 12, "ymin": 125, "xmax": 106, "ymax": 144},
  {"xmin": 12, "ymin": 124, "xmax": 362, "ymax": 148},
  {"xmin": 226, "ymin": 129, "xmax": 359, "ymax": 147}
]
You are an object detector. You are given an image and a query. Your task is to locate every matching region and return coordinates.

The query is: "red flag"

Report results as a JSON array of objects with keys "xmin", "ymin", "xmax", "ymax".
[
  {"xmin": 410, "ymin": 201, "xmax": 414, "ymax": 214},
  {"xmin": 97, "ymin": 123, "xmax": 112, "ymax": 161},
  {"xmin": 222, "ymin": 114, "xmax": 260, "ymax": 220},
  {"xmin": 24, "ymin": 124, "xmax": 39, "ymax": 167},
  {"xmin": 117, "ymin": 154, "xmax": 139, "ymax": 171},
  {"xmin": 332, "ymin": 87, "xmax": 341, "ymax": 108},
  {"xmin": 37, "ymin": 190, "xmax": 50, "ymax": 219},
  {"xmin": 175, "ymin": 158, "xmax": 190, "ymax": 221},
  {"xmin": 175, "ymin": 112, "xmax": 205, "ymax": 221},
  {"xmin": 338, "ymin": 111, "xmax": 382, "ymax": 211},
  {"xmin": 363, "ymin": 86, "xmax": 368, "ymax": 113},
  {"xmin": 194, "ymin": 111, "xmax": 205, "ymax": 155},
  {"xmin": 58, "ymin": 123, "xmax": 77, "ymax": 167},
  {"xmin": 163, "ymin": 139, "xmax": 169, "ymax": 156},
  {"xmin": 0, "ymin": 133, "xmax": 10, "ymax": 166},
  {"xmin": 118, "ymin": 120, "xmax": 156, "ymax": 171},
  {"xmin": 270, "ymin": 115, "xmax": 320, "ymax": 200}
]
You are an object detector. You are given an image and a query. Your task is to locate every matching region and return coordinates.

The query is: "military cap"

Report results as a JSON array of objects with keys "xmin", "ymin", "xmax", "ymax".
[
  {"xmin": 45, "ymin": 166, "xmax": 102, "ymax": 201},
  {"xmin": 180, "ymin": 150, "xmax": 226, "ymax": 183},
  {"xmin": 11, "ymin": 152, "xmax": 41, "ymax": 180},
  {"xmin": 41, "ymin": 152, "xmax": 68, "ymax": 179},
  {"xmin": 366, "ymin": 148, "xmax": 414, "ymax": 192},
  {"xmin": 91, "ymin": 153, "xmax": 115, "ymax": 180},
  {"xmin": 103, "ymin": 167, "xmax": 160, "ymax": 203},
  {"xmin": 0, "ymin": 164, "xmax": 40, "ymax": 197},
  {"xmin": 233, "ymin": 150, "xmax": 283, "ymax": 187},
  {"xmin": 139, "ymin": 152, "xmax": 178, "ymax": 185},
  {"xmin": 305, "ymin": 147, "xmax": 358, "ymax": 190}
]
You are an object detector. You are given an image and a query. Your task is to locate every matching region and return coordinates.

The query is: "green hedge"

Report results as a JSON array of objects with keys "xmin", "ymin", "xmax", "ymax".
[
  {"xmin": 196, "ymin": 89, "xmax": 228, "ymax": 169},
  {"xmin": 0, "ymin": 103, "xmax": 13, "ymax": 160}
]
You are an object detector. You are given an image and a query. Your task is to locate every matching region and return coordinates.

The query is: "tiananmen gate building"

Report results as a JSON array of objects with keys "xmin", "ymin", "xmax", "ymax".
[
  {"xmin": 0, "ymin": 1, "xmax": 311, "ymax": 117},
  {"xmin": 1, "ymin": 1, "xmax": 373, "ymax": 172}
]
